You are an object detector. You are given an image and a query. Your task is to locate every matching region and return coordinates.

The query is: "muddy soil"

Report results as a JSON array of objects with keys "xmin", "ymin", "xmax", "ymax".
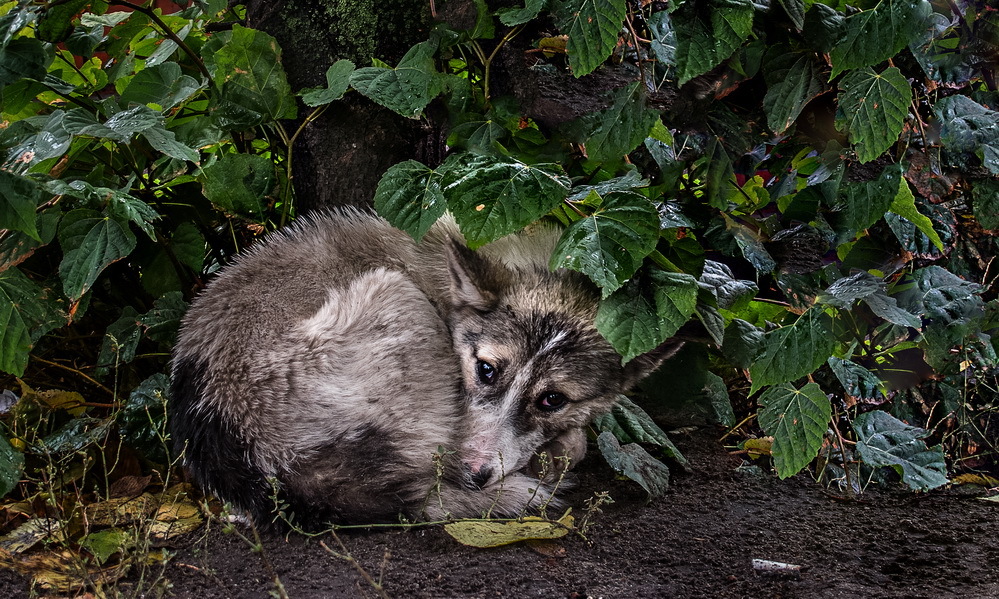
[{"xmin": 3, "ymin": 428, "xmax": 997, "ymax": 598}]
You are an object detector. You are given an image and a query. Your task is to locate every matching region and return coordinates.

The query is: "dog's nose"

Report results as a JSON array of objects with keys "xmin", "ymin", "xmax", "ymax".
[{"xmin": 468, "ymin": 466, "xmax": 493, "ymax": 489}]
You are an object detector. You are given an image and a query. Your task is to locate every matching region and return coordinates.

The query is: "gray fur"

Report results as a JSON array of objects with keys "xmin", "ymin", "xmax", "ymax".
[{"xmin": 170, "ymin": 209, "xmax": 677, "ymax": 527}]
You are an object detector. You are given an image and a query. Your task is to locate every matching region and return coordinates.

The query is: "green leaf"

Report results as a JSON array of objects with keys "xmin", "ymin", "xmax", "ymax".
[
  {"xmin": 972, "ymin": 179, "xmax": 999, "ymax": 230},
  {"xmin": 58, "ymin": 216, "xmax": 137, "ymax": 301},
  {"xmin": 551, "ymin": 191, "xmax": 660, "ymax": 297},
  {"xmin": 934, "ymin": 95, "xmax": 999, "ymax": 175},
  {"xmin": 140, "ymin": 223, "xmax": 205, "ymax": 298},
  {"xmin": 894, "ymin": 266, "xmax": 983, "ymax": 327},
  {"xmin": 204, "ymin": 24, "xmax": 298, "ymax": 127},
  {"xmin": 853, "ymin": 410, "xmax": 948, "ymax": 491},
  {"xmin": 827, "ymin": 357, "xmax": 884, "ymax": 400},
  {"xmin": 141, "ymin": 125, "xmax": 200, "ymax": 163},
  {"xmin": 498, "ymin": 0, "xmax": 547, "ymax": 26},
  {"xmin": 597, "ymin": 431, "xmax": 670, "ymax": 498},
  {"xmin": 818, "ymin": 271, "xmax": 882, "ymax": 308},
  {"xmin": 835, "ymin": 67, "xmax": 910, "ymax": 163},
  {"xmin": 801, "ymin": 3, "xmax": 845, "ymax": 54},
  {"xmin": 722, "ymin": 318, "xmax": 764, "ymax": 369},
  {"xmin": 763, "ymin": 51, "xmax": 824, "ymax": 134},
  {"xmin": 888, "ymin": 176, "xmax": 942, "ymax": 251},
  {"xmin": 373, "ymin": 160, "xmax": 446, "ymax": 241},
  {"xmin": 595, "ymin": 269, "xmax": 699, "ymax": 362},
  {"xmin": 0, "ymin": 170, "xmax": 41, "ymax": 241},
  {"xmin": 139, "ymin": 291, "xmax": 187, "ymax": 343},
  {"xmin": 97, "ymin": 307, "xmax": 141, "ymax": 372},
  {"xmin": 443, "ymin": 154, "xmax": 569, "ymax": 248},
  {"xmin": 81, "ymin": 529, "xmax": 132, "ymax": 565},
  {"xmin": 592, "ymin": 396, "xmax": 690, "ymax": 471},
  {"xmin": 673, "ymin": 0, "xmax": 755, "ymax": 85},
  {"xmin": 828, "ymin": 0, "xmax": 932, "ymax": 79},
  {"xmin": 777, "ymin": 0, "xmax": 805, "ymax": 30},
  {"xmin": 350, "ymin": 40, "xmax": 442, "ymax": 118},
  {"xmin": 748, "ymin": 308, "xmax": 836, "ymax": 395},
  {"xmin": 699, "ymin": 260, "xmax": 758, "ymax": 310},
  {"xmin": 0, "ymin": 38, "xmax": 52, "ymax": 87},
  {"xmin": 198, "ymin": 153, "xmax": 276, "ymax": 220},
  {"xmin": 0, "ymin": 435, "xmax": 24, "ymax": 498},
  {"xmin": 757, "ymin": 382, "xmax": 830, "ymax": 478},
  {"xmin": 0, "ymin": 268, "xmax": 65, "ymax": 375},
  {"xmin": 38, "ymin": 417, "xmax": 113, "ymax": 454},
  {"xmin": 118, "ymin": 373, "xmax": 171, "ymax": 463},
  {"xmin": 119, "ymin": 62, "xmax": 202, "ymax": 110},
  {"xmin": 648, "ymin": 11, "xmax": 677, "ymax": 67},
  {"xmin": 836, "ymin": 163, "xmax": 904, "ymax": 233},
  {"xmin": 555, "ymin": 0, "xmax": 627, "ymax": 77},
  {"xmin": 300, "ymin": 59, "xmax": 355, "ymax": 107},
  {"xmin": 567, "ymin": 82, "xmax": 659, "ymax": 164}
]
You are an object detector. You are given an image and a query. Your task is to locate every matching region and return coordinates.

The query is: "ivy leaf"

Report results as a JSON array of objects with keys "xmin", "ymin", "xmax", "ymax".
[
  {"xmin": 763, "ymin": 51, "xmax": 825, "ymax": 134},
  {"xmin": 350, "ymin": 40, "xmax": 443, "ymax": 118},
  {"xmin": 595, "ymin": 269, "xmax": 699, "ymax": 362},
  {"xmin": 0, "ymin": 171, "xmax": 41, "ymax": 241},
  {"xmin": 551, "ymin": 191, "xmax": 660, "ymax": 297},
  {"xmin": 59, "ymin": 216, "xmax": 137, "ymax": 301},
  {"xmin": 204, "ymin": 24, "xmax": 298, "ymax": 128},
  {"xmin": 748, "ymin": 308, "xmax": 836, "ymax": 395},
  {"xmin": 498, "ymin": 0, "xmax": 548, "ymax": 27},
  {"xmin": 119, "ymin": 62, "xmax": 202, "ymax": 110},
  {"xmin": 300, "ymin": 59, "xmax": 355, "ymax": 107},
  {"xmin": 836, "ymin": 67, "xmax": 911, "ymax": 163},
  {"xmin": 934, "ymin": 95, "xmax": 999, "ymax": 175},
  {"xmin": 442, "ymin": 154, "xmax": 569, "ymax": 248},
  {"xmin": 673, "ymin": 0, "xmax": 755, "ymax": 85},
  {"xmin": 828, "ymin": 0, "xmax": 932, "ymax": 79},
  {"xmin": 567, "ymin": 82, "xmax": 659, "ymax": 164},
  {"xmin": 198, "ymin": 153, "xmax": 276, "ymax": 220},
  {"xmin": 373, "ymin": 160, "xmax": 446, "ymax": 242},
  {"xmin": 853, "ymin": 410, "xmax": 948, "ymax": 491},
  {"xmin": 758, "ymin": 382, "xmax": 831, "ymax": 478},
  {"xmin": 597, "ymin": 431, "xmax": 671, "ymax": 498},
  {"xmin": 555, "ymin": 0, "xmax": 627, "ymax": 77}
]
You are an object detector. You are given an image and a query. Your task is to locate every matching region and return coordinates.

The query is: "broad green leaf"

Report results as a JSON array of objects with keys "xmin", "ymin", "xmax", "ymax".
[
  {"xmin": 934, "ymin": 95, "xmax": 999, "ymax": 175},
  {"xmin": 818, "ymin": 271, "xmax": 882, "ymax": 308},
  {"xmin": 777, "ymin": 0, "xmax": 805, "ymax": 30},
  {"xmin": 836, "ymin": 163, "xmax": 903, "ymax": 233},
  {"xmin": 648, "ymin": 11, "xmax": 677, "ymax": 68},
  {"xmin": 555, "ymin": 0, "xmax": 627, "ymax": 77},
  {"xmin": 972, "ymin": 179, "xmax": 999, "ymax": 230},
  {"xmin": 0, "ymin": 38, "xmax": 52, "ymax": 88},
  {"xmin": 829, "ymin": 0, "xmax": 932, "ymax": 78},
  {"xmin": 6, "ymin": 110, "xmax": 72, "ymax": 166},
  {"xmin": 373, "ymin": 160, "xmax": 446, "ymax": 241},
  {"xmin": 597, "ymin": 431, "xmax": 671, "ymax": 498},
  {"xmin": 758, "ymin": 382, "xmax": 831, "ymax": 478},
  {"xmin": 139, "ymin": 290, "xmax": 187, "ymax": 343},
  {"xmin": 827, "ymin": 357, "xmax": 884, "ymax": 400},
  {"xmin": 0, "ymin": 170, "xmax": 40, "ymax": 241},
  {"xmin": 119, "ymin": 62, "xmax": 202, "ymax": 110},
  {"xmin": 97, "ymin": 307, "xmax": 141, "ymax": 372},
  {"xmin": 595, "ymin": 269, "xmax": 699, "ymax": 362},
  {"xmin": 592, "ymin": 396, "xmax": 690, "ymax": 471},
  {"xmin": 722, "ymin": 318, "xmax": 764, "ymax": 369},
  {"xmin": 38, "ymin": 417, "xmax": 113, "ymax": 454},
  {"xmin": 498, "ymin": 0, "xmax": 547, "ymax": 26},
  {"xmin": 894, "ymin": 266, "xmax": 983, "ymax": 327},
  {"xmin": 204, "ymin": 24, "xmax": 298, "ymax": 127},
  {"xmin": 567, "ymin": 82, "xmax": 659, "ymax": 164},
  {"xmin": 888, "ymin": 176, "xmax": 942, "ymax": 251},
  {"xmin": 198, "ymin": 153, "xmax": 276, "ymax": 220},
  {"xmin": 300, "ymin": 59, "xmax": 355, "ymax": 107},
  {"xmin": 551, "ymin": 191, "xmax": 660, "ymax": 297},
  {"xmin": 80, "ymin": 529, "xmax": 132, "ymax": 565},
  {"xmin": 118, "ymin": 373, "xmax": 171, "ymax": 464},
  {"xmin": 909, "ymin": 12, "xmax": 974, "ymax": 85},
  {"xmin": 0, "ymin": 269, "xmax": 65, "ymax": 374},
  {"xmin": 748, "ymin": 308, "xmax": 836, "ymax": 394},
  {"xmin": 141, "ymin": 125, "xmax": 200, "ymax": 163},
  {"xmin": 140, "ymin": 223, "xmax": 206, "ymax": 298},
  {"xmin": 0, "ymin": 435, "xmax": 24, "ymax": 498},
  {"xmin": 444, "ymin": 512, "xmax": 573, "ymax": 547},
  {"xmin": 59, "ymin": 216, "xmax": 137, "ymax": 301},
  {"xmin": 699, "ymin": 260, "xmax": 758, "ymax": 310},
  {"xmin": 836, "ymin": 67, "xmax": 910, "ymax": 163},
  {"xmin": 672, "ymin": 0, "xmax": 754, "ymax": 85},
  {"xmin": 763, "ymin": 51, "xmax": 824, "ymax": 134},
  {"xmin": 350, "ymin": 40, "xmax": 442, "ymax": 118},
  {"xmin": 801, "ymin": 3, "xmax": 845, "ymax": 54},
  {"xmin": 37, "ymin": 0, "xmax": 89, "ymax": 42},
  {"xmin": 443, "ymin": 154, "xmax": 569, "ymax": 248},
  {"xmin": 853, "ymin": 410, "xmax": 948, "ymax": 491}
]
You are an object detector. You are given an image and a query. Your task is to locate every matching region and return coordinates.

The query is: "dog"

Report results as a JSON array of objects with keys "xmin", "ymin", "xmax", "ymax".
[{"xmin": 169, "ymin": 209, "xmax": 678, "ymax": 527}]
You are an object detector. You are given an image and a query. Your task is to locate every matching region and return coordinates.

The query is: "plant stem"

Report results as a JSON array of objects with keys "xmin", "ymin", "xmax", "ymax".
[{"xmin": 113, "ymin": 0, "xmax": 215, "ymax": 86}]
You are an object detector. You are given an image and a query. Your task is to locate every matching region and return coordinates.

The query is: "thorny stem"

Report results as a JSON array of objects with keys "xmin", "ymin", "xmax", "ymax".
[{"xmin": 112, "ymin": 0, "xmax": 215, "ymax": 86}]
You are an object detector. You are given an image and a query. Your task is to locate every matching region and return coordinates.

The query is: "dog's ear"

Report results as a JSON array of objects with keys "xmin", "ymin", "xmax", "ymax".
[
  {"xmin": 445, "ymin": 239, "xmax": 513, "ymax": 311},
  {"xmin": 622, "ymin": 338, "xmax": 686, "ymax": 388}
]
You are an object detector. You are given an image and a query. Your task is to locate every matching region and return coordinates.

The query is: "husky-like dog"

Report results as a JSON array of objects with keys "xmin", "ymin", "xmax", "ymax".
[{"xmin": 170, "ymin": 209, "xmax": 676, "ymax": 527}]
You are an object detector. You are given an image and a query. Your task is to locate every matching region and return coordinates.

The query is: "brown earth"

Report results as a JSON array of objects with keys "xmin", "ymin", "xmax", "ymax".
[{"xmin": 2, "ymin": 427, "xmax": 997, "ymax": 598}]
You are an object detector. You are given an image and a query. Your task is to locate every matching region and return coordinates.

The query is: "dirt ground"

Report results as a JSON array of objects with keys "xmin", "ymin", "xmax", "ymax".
[{"xmin": 2, "ymin": 427, "xmax": 997, "ymax": 598}]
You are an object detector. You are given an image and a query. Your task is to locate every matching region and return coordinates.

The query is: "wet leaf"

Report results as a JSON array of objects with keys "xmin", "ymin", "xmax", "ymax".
[
  {"xmin": 827, "ymin": 357, "xmax": 885, "ymax": 401},
  {"xmin": 723, "ymin": 318, "xmax": 764, "ymax": 369},
  {"xmin": 935, "ymin": 95, "xmax": 999, "ymax": 175},
  {"xmin": 498, "ymin": 0, "xmax": 547, "ymax": 27},
  {"xmin": 373, "ymin": 160, "xmax": 446, "ymax": 241},
  {"xmin": 0, "ymin": 269, "xmax": 65, "ymax": 377},
  {"xmin": 37, "ymin": 417, "xmax": 113, "ymax": 454},
  {"xmin": 199, "ymin": 152, "xmax": 276, "ymax": 220},
  {"xmin": 555, "ymin": 0, "xmax": 627, "ymax": 77},
  {"xmin": 673, "ymin": 0, "xmax": 755, "ymax": 85},
  {"xmin": 748, "ymin": 308, "xmax": 836, "ymax": 395},
  {"xmin": 350, "ymin": 40, "xmax": 442, "ymax": 118},
  {"xmin": 0, "ymin": 170, "xmax": 41, "ymax": 241},
  {"xmin": 0, "ymin": 519, "xmax": 63, "ymax": 554},
  {"xmin": 444, "ymin": 512, "xmax": 574, "ymax": 548},
  {"xmin": 118, "ymin": 373, "xmax": 171, "ymax": 464},
  {"xmin": 120, "ymin": 61, "xmax": 202, "ymax": 110},
  {"xmin": 829, "ymin": 0, "xmax": 931, "ymax": 78},
  {"xmin": 853, "ymin": 410, "xmax": 948, "ymax": 491},
  {"xmin": 300, "ymin": 59, "xmax": 354, "ymax": 107},
  {"xmin": 597, "ymin": 431, "xmax": 670, "ymax": 498},
  {"xmin": 836, "ymin": 67, "xmax": 910, "ymax": 163},
  {"xmin": 0, "ymin": 435, "xmax": 25, "ymax": 498},
  {"xmin": 758, "ymin": 382, "xmax": 830, "ymax": 478},
  {"xmin": 58, "ymin": 214, "xmax": 137, "ymax": 301},
  {"xmin": 763, "ymin": 50, "xmax": 825, "ymax": 134},
  {"xmin": 567, "ymin": 82, "xmax": 659, "ymax": 164}
]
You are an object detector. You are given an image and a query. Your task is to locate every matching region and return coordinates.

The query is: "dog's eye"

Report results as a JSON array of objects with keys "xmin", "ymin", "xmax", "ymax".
[
  {"xmin": 536, "ymin": 392, "xmax": 568, "ymax": 412},
  {"xmin": 476, "ymin": 360, "xmax": 497, "ymax": 385}
]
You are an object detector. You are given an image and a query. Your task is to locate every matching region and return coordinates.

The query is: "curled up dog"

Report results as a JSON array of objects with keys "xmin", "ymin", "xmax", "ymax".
[{"xmin": 169, "ymin": 210, "xmax": 679, "ymax": 528}]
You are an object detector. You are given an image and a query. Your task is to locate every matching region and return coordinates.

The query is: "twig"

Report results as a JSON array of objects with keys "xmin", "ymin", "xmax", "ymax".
[
  {"xmin": 320, "ymin": 534, "xmax": 392, "ymax": 599},
  {"xmin": 112, "ymin": 1, "xmax": 215, "ymax": 86},
  {"xmin": 719, "ymin": 412, "xmax": 757, "ymax": 443},
  {"xmin": 29, "ymin": 354, "xmax": 115, "ymax": 396},
  {"xmin": 831, "ymin": 406, "xmax": 855, "ymax": 497}
]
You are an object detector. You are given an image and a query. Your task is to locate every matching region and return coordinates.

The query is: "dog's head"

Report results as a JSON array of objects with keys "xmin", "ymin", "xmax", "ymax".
[{"xmin": 443, "ymin": 238, "xmax": 680, "ymax": 489}]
